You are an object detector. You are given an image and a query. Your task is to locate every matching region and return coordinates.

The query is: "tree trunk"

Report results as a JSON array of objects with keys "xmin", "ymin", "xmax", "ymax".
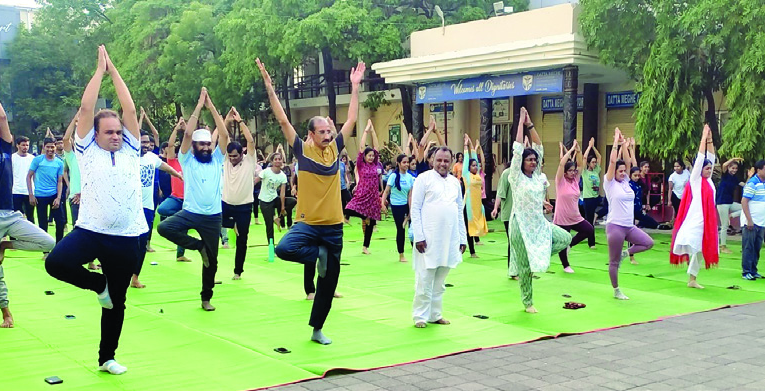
[
  {"xmin": 175, "ymin": 102, "xmax": 182, "ymax": 118},
  {"xmin": 282, "ymin": 72, "xmax": 292, "ymax": 123},
  {"xmin": 703, "ymin": 87, "xmax": 721, "ymax": 149},
  {"xmin": 398, "ymin": 85, "xmax": 413, "ymax": 138},
  {"xmin": 322, "ymin": 47, "xmax": 337, "ymax": 121}
]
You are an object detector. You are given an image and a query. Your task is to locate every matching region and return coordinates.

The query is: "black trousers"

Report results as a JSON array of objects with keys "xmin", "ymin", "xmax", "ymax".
[
  {"xmin": 346, "ymin": 209, "xmax": 376, "ymax": 248},
  {"xmin": 341, "ymin": 189, "xmax": 352, "ymax": 218},
  {"xmin": 671, "ymin": 193, "xmax": 681, "ymax": 217},
  {"xmin": 504, "ymin": 220, "xmax": 511, "ymax": 268},
  {"xmin": 391, "ymin": 204, "xmax": 409, "ymax": 254},
  {"xmin": 275, "ymin": 222, "xmax": 343, "ymax": 329},
  {"xmin": 157, "ymin": 210, "xmax": 222, "ymax": 301},
  {"xmin": 635, "ymin": 210, "xmax": 659, "ymax": 229},
  {"xmin": 222, "ymin": 202, "xmax": 253, "ymax": 275},
  {"xmin": 70, "ymin": 200, "xmax": 80, "ymax": 226},
  {"xmin": 12, "ymin": 194, "xmax": 35, "ymax": 223},
  {"xmin": 464, "ymin": 207, "xmax": 475, "ymax": 255},
  {"xmin": 260, "ymin": 197, "xmax": 297, "ymax": 243},
  {"xmin": 36, "ymin": 195, "xmax": 64, "ymax": 243},
  {"xmin": 136, "ymin": 208, "xmax": 155, "ymax": 276},
  {"xmin": 583, "ymin": 197, "xmax": 601, "ymax": 247},
  {"xmin": 48, "ymin": 184, "xmax": 68, "ymax": 225},
  {"xmin": 45, "ymin": 227, "xmax": 138, "ymax": 365},
  {"xmin": 557, "ymin": 220, "xmax": 594, "ymax": 268}
]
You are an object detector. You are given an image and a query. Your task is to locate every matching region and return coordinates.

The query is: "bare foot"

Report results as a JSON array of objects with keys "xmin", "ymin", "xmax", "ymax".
[
  {"xmin": 470, "ymin": 253, "xmax": 479, "ymax": 258},
  {"xmin": 476, "ymin": 241, "xmax": 485, "ymax": 246},
  {"xmin": 88, "ymin": 262, "xmax": 101, "ymax": 270},
  {"xmin": 146, "ymin": 246, "xmax": 156, "ymax": 253},
  {"xmin": 688, "ymin": 280, "xmax": 704, "ymax": 289},
  {"xmin": 275, "ymin": 217, "xmax": 282, "ymax": 232},
  {"xmin": 333, "ymin": 292, "xmax": 343, "ymax": 298},
  {"xmin": 201, "ymin": 301, "xmax": 216, "ymax": 311},
  {"xmin": 306, "ymin": 293, "xmax": 316, "ymax": 300},
  {"xmin": 590, "ymin": 246, "xmax": 596, "ymax": 250},
  {"xmin": 362, "ymin": 247, "xmax": 371, "ymax": 255},
  {"xmin": 399, "ymin": 254, "xmax": 407, "ymax": 263},
  {"xmin": 525, "ymin": 306, "xmax": 538, "ymax": 313},
  {"xmin": 232, "ymin": 274, "xmax": 241, "ymax": 280},
  {"xmin": 130, "ymin": 279, "xmax": 146, "ymax": 289},
  {"xmin": 414, "ymin": 321, "xmax": 427, "ymax": 328},
  {"xmin": 630, "ymin": 255, "xmax": 638, "ymax": 265},
  {"xmin": 1, "ymin": 316, "xmax": 13, "ymax": 328},
  {"xmin": 176, "ymin": 256, "xmax": 192, "ymax": 262},
  {"xmin": 430, "ymin": 318, "xmax": 450, "ymax": 325},
  {"xmin": 254, "ymin": 219, "xmax": 261, "ymax": 225},
  {"xmin": 510, "ymin": 276, "xmax": 519, "ymax": 280},
  {"xmin": 221, "ymin": 243, "xmax": 231, "ymax": 249}
]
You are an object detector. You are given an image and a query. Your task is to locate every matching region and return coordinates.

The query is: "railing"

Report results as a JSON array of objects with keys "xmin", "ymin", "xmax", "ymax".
[{"xmin": 277, "ymin": 71, "xmax": 392, "ymax": 100}]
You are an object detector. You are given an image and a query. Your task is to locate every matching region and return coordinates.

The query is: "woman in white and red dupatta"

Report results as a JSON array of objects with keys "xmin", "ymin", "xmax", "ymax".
[{"xmin": 670, "ymin": 124, "xmax": 719, "ymax": 289}]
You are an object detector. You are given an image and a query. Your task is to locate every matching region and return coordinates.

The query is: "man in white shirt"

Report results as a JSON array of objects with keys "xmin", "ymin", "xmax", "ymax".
[
  {"xmin": 11, "ymin": 136, "xmax": 35, "ymax": 222},
  {"xmin": 157, "ymin": 88, "xmax": 229, "ymax": 311},
  {"xmin": 45, "ymin": 46, "xmax": 146, "ymax": 375},
  {"xmin": 131, "ymin": 132, "xmax": 181, "ymax": 289},
  {"xmin": 410, "ymin": 147, "xmax": 467, "ymax": 328}
]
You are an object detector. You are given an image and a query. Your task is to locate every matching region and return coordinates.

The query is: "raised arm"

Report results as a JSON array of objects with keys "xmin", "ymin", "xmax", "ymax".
[
  {"xmin": 232, "ymin": 107, "xmax": 255, "ymax": 157},
  {"xmin": 340, "ymin": 62, "xmax": 366, "ymax": 142},
  {"xmin": 78, "ymin": 46, "xmax": 108, "ymax": 139},
  {"xmin": 403, "ymin": 125, "xmax": 411, "ymax": 155},
  {"xmin": 699, "ymin": 123, "xmax": 715, "ymax": 156},
  {"xmin": 62, "ymin": 109, "xmax": 80, "ymax": 153},
  {"xmin": 605, "ymin": 128, "xmax": 623, "ymax": 182},
  {"xmin": 166, "ymin": 117, "xmax": 184, "ymax": 160},
  {"xmin": 476, "ymin": 143, "xmax": 485, "ymax": 174},
  {"xmin": 434, "ymin": 127, "xmax": 446, "ymax": 146},
  {"xmin": 556, "ymin": 145, "xmax": 576, "ymax": 182},
  {"xmin": 182, "ymin": 88, "xmax": 207, "ymax": 154},
  {"xmin": 159, "ymin": 161, "xmax": 182, "ymax": 179},
  {"xmin": 627, "ymin": 138, "xmax": 637, "ymax": 168},
  {"xmin": 419, "ymin": 115, "xmax": 436, "ymax": 149},
  {"xmin": 141, "ymin": 107, "xmax": 160, "ymax": 148},
  {"xmin": 205, "ymin": 92, "xmax": 228, "ymax": 153},
  {"xmin": 103, "ymin": 46, "xmax": 139, "ymax": 139},
  {"xmin": 359, "ymin": 120, "xmax": 371, "ymax": 150},
  {"xmin": 369, "ymin": 120, "xmax": 379, "ymax": 150},
  {"xmin": 722, "ymin": 157, "xmax": 744, "ymax": 173},
  {"xmin": 515, "ymin": 108, "xmax": 526, "ymax": 143},
  {"xmin": 0, "ymin": 102, "xmax": 11, "ymax": 144},
  {"xmin": 522, "ymin": 107, "xmax": 541, "ymax": 145},
  {"xmin": 574, "ymin": 139, "xmax": 583, "ymax": 173},
  {"xmin": 256, "ymin": 58, "xmax": 297, "ymax": 146}
]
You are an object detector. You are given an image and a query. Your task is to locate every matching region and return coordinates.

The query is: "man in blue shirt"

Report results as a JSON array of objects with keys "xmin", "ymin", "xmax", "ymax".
[
  {"xmin": 741, "ymin": 160, "xmax": 765, "ymax": 280},
  {"xmin": 158, "ymin": 88, "xmax": 228, "ymax": 311},
  {"xmin": 27, "ymin": 137, "xmax": 64, "ymax": 244}
]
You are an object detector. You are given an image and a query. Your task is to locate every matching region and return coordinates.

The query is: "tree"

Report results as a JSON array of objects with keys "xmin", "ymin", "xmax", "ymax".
[{"xmin": 580, "ymin": 0, "xmax": 765, "ymax": 161}]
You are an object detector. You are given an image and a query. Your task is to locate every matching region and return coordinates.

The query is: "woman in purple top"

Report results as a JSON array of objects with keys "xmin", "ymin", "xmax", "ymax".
[
  {"xmin": 604, "ymin": 129, "xmax": 654, "ymax": 300},
  {"xmin": 553, "ymin": 140, "xmax": 593, "ymax": 274},
  {"xmin": 346, "ymin": 120, "xmax": 382, "ymax": 254}
]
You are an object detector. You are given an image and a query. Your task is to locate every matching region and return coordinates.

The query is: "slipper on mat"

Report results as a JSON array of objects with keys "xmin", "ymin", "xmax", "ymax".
[{"xmin": 563, "ymin": 302, "xmax": 586, "ymax": 310}]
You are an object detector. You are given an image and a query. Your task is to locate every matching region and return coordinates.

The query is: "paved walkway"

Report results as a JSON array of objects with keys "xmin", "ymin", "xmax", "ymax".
[{"xmin": 266, "ymin": 301, "xmax": 765, "ymax": 391}]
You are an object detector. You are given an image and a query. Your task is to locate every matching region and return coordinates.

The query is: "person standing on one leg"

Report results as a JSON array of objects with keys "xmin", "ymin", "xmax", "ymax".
[
  {"xmin": 411, "ymin": 147, "xmax": 467, "ymax": 328},
  {"xmin": 45, "ymin": 46, "xmax": 147, "ymax": 374},
  {"xmin": 741, "ymin": 160, "xmax": 765, "ymax": 280},
  {"xmin": 461, "ymin": 134, "xmax": 488, "ymax": 258},
  {"xmin": 27, "ymin": 137, "xmax": 65, "ymax": 246},
  {"xmin": 132, "ymin": 132, "xmax": 182, "ymax": 288},
  {"xmin": 156, "ymin": 119, "xmax": 190, "ymax": 262},
  {"xmin": 554, "ymin": 140, "xmax": 593, "ymax": 273},
  {"xmin": 11, "ymin": 136, "xmax": 35, "ymax": 223},
  {"xmin": 717, "ymin": 158, "xmax": 745, "ymax": 254},
  {"xmin": 257, "ymin": 57, "xmax": 364, "ymax": 345},
  {"xmin": 604, "ymin": 128, "xmax": 654, "ymax": 300},
  {"xmin": 345, "ymin": 119, "xmax": 382, "ymax": 255},
  {"xmin": 491, "ymin": 161, "xmax": 514, "ymax": 271},
  {"xmin": 0, "ymin": 101, "xmax": 57, "ymax": 329},
  {"xmin": 222, "ymin": 108, "xmax": 257, "ymax": 280},
  {"xmin": 670, "ymin": 125, "xmax": 719, "ymax": 289},
  {"xmin": 157, "ymin": 87, "xmax": 228, "ymax": 311},
  {"xmin": 507, "ymin": 107, "xmax": 572, "ymax": 313}
]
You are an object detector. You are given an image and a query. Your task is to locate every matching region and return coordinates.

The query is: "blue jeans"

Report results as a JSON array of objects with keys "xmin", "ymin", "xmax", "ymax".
[
  {"xmin": 156, "ymin": 196, "xmax": 185, "ymax": 258},
  {"xmin": 742, "ymin": 224, "xmax": 764, "ymax": 275},
  {"xmin": 275, "ymin": 222, "xmax": 343, "ymax": 329}
]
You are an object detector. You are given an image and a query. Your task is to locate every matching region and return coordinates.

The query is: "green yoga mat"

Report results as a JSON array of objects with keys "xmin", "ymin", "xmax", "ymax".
[{"xmin": 2, "ymin": 217, "xmax": 763, "ymax": 391}]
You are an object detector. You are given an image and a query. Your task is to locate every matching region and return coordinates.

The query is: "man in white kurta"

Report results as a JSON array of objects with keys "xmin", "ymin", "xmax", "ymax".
[{"xmin": 410, "ymin": 148, "xmax": 467, "ymax": 328}]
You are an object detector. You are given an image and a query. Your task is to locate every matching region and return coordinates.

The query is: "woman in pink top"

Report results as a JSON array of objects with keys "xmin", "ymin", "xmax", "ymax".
[
  {"xmin": 603, "ymin": 129, "xmax": 654, "ymax": 300},
  {"xmin": 553, "ymin": 140, "xmax": 593, "ymax": 274}
]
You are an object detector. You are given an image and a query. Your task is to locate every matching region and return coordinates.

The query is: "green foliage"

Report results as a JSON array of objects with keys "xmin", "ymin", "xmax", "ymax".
[
  {"xmin": 362, "ymin": 91, "xmax": 390, "ymax": 112},
  {"xmin": 379, "ymin": 140, "xmax": 400, "ymax": 165},
  {"xmin": 582, "ymin": 0, "xmax": 765, "ymax": 161}
]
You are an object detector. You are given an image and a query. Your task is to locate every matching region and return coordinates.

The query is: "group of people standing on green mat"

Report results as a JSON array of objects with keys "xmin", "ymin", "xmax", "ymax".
[{"xmin": 4, "ymin": 45, "xmax": 765, "ymax": 379}]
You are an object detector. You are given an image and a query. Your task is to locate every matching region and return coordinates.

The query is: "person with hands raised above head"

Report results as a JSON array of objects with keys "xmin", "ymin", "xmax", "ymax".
[
  {"xmin": 553, "ymin": 139, "xmax": 593, "ymax": 273},
  {"xmin": 257, "ymin": 57, "xmax": 365, "ymax": 345},
  {"xmin": 670, "ymin": 124, "xmax": 719, "ymax": 289},
  {"xmin": 346, "ymin": 119, "xmax": 382, "ymax": 255},
  {"xmin": 506, "ymin": 107, "xmax": 571, "ymax": 313},
  {"xmin": 44, "ymin": 45, "xmax": 146, "ymax": 375},
  {"xmin": 461, "ymin": 133, "xmax": 488, "ymax": 258},
  {"xmin": 157, "ymin": 87, "xmax": 229, "ymax": 312},
  {"xmin": 603, "ymin": 128, "xmax": 654, "ymax": 300},
  {"xmin": 156, "ymin": 117, "xmax": 192, "ymax": 263}
]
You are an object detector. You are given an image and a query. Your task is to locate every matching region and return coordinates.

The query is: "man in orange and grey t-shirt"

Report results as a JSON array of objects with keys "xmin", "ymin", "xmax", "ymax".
[{"xmin": 258, "ymin": 58, "xmax": 365, "ymax": 345}]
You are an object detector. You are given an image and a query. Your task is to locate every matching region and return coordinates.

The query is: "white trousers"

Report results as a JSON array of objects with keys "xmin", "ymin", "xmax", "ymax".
[
  {"xmin": 412, "ymin": 266, "xmax": 450, "ymax": 323},
  {"xmin": 717, "ymin": 203, "xmax": 742, "ymax": 246},
  {"xmin": 688, "ymin": 252, "xmax": 702, "ymax": 277}
]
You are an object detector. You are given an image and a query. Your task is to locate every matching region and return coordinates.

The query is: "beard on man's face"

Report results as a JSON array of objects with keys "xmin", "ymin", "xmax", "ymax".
[{"xmin": 193, "ymin": 147, "xmax": 212, "ymax": 163}]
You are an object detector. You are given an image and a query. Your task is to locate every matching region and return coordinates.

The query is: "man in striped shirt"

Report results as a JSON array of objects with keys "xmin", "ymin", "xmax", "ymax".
[{"xmin": 741, "ymin": 160, "xmax": 765, "ymax": 280}]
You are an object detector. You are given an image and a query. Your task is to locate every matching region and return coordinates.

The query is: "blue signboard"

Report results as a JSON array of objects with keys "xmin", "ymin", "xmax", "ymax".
[
  {"xmin": 0, "ymin": 6, "xmax": 22, "ymax": 60},
  {"xmin": 606, "ymin": 91, "xmax": 641, "ymax": 108},
  {"xmin": 541, "ymin": 95, "xmax": 584, "ymax": 113},
  {"xmin": 416, "ymin": 69, "xmax": 563, "ymax": 104}
]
